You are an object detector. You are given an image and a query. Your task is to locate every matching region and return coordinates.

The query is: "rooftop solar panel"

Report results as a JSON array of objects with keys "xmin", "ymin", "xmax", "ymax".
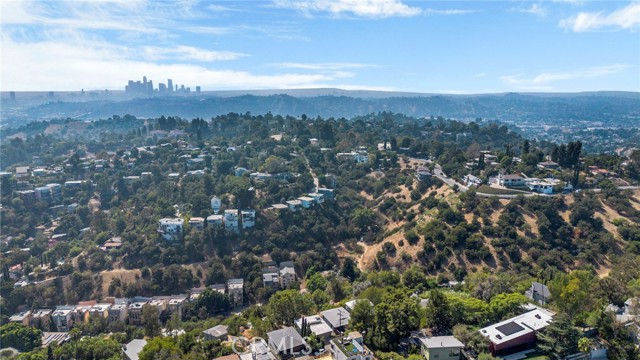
[{"xmin": 496, "ymin": 321, "xmax": 525, "ymax": 336}]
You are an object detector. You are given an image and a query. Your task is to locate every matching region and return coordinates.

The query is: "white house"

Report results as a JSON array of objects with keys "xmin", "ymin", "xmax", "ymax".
[
  {"xmin": 308, "ymin": 192, "xmax": 325, "ymax": 204},
  {"xmin": 224, "ymin": 209, "xmax": 239, "ymax": 231},
  {"xmin": 420, "ymin": 336, "xmax": 464, "ymax": 360},
  {"xmin": 330, "ymin": 333, "xmax": 372, "ymax": 360},
  {"xmin": 241, "ymin": 210, "xmax": 256, "ymax": 229},
  {"xmin": 286, "ymin": 200, "xmax": 302, "ymax": 212},
  {"xmin": 498, "ymin": 174, "xmax": 525, "ymax": 188},
  {"xmin": 188, "ymin": 217, "xmax": 205, "ymax": 230},
  {"xmin": 526, "ymin": 180, "xmax": 554, "ymax": 194},
  {"xmin": 158, "ymin": 218, "xmax": 184, "ymax": 241},
  {"xmin": 298, "ymin": 196, "xmax": 314, "ymax": 208},
  {"xmin": 227, "ymin": 279, "xmax": 244, "ymax": 307},
  {"xmin": 295, "ymin": 315, "xmax": 332, "ymax": 341},
  {"xmin": 211, "ymin": 196, "xmax": 221, "ymax": 214},
  {"xmin": 207, "ymin": 214, "xmax": 224, "ymax": 227}
]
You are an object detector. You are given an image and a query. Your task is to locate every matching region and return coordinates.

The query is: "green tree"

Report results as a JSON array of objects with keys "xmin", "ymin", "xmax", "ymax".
[
  {"xmin": 142, "ymin": 304, "xmax": 161, "ymax": 337},
  {"xmin": 0, "ymin": 323, "xmax": 42, "ymax": 352},
  {"xmin": 307, "ymin": 273, "xmax": 327, "ymax": 293},
  {"xmin": 139, "ymin": 336, "xmax": 182, "ymax": 360},
  {"xmin": 537, "ymin": 314, "xmax": 580, "ymax": 360},
  {"xmin": 352, "ymin": 208, "xmax": 376, "ymax": 231},
  {"xmin": 549, "ymin": 270, "xmax": 596, "ymax": 320},
  {"xmin": 349, "ymin": 299, "xmax": 374, "ymax": 332},
  {"xmin": 578, "ymin": 337, "xmax": 591, "ymax": 353},
  {"xmin": 267, "ymin": 289, "xmax": 312, "ymax": 326},
  {"xmin": 488, "ymin": 293, "xmax": 528, "ymax": 322},
  {"xmin": 425, "ymin": 289, "xmax": 451, "ymax": 333},
  {"xmin": 402, "ymin": 265, "xmax": 429, "ymax": 292}
]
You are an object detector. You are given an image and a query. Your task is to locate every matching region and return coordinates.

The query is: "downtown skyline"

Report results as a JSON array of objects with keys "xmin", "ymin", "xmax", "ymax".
[{"xmin": 1, "ymin": 0, "xmax": 639, "ymax": 93}]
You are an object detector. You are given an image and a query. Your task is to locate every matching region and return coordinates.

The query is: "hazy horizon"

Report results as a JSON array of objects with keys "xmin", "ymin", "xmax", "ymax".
[{"xmin": 2, "ymin": 0, "xmax": 639, "ymax": 93}]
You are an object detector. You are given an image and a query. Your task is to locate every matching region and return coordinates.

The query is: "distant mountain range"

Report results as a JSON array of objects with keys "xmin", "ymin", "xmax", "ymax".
[{"xmin": 1, "ymin": 89, "xmax": 639, "ymax": 128}]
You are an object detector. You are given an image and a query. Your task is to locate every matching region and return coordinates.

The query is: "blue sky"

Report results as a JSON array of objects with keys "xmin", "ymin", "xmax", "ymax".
[{"xmin": 1, "ymin": 0, "xmax": 639, "ymax": 93}]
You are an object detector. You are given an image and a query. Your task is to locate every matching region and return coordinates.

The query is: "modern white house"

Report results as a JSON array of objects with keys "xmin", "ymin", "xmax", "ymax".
[
  {"xmin": 286, "ymin": 200, "xmax": 302, "ymax": 212},
  {"xmin": 158, "ymin": 218, "xmax": 184, "ymax": 241},
  {"xmin": 298, "ymin": 196, "xmax": 315, "ymax": 208},
  {"xmin": 206, "ymin": 214, "xmax": 224, "ymax": 227},
  {"xmin": 188, "ymin": 217, "xmax": 205, "ymax": 230},
  {"xmin": 330, "ymin": 332, "xmax": 372, "ymax": 360},
  {"xmin": 227, "ymin": 278, "xmax": 244, "ymax": 307},
  {"xmin": 224, "ymin": 209, "xmax": 239, "ymax": 231},
  {"xmin": 420, "ymin": 336, "xmax": 464, "ymax": 360},
  {"xmin": 241, "ymin": 210, "xmax": 256, "ymax": 229},
  {"xmin": 526, "ymin": 180, "xmax": 554, "ymax": 194},
  {"xmin": 294, "ymin": 315, "xmax": 333, "ymax": 341}
]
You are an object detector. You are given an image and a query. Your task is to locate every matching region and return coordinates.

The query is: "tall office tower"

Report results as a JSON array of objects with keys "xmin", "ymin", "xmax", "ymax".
[
  {"xmin": 147, "ymin": 80, "xmax": 153, "ymax": 96},
  {"xmin": 159, "ymin": 83, "xmax": 167, "ymax": 94},
  {"xmin": 167, "ymin": 79, "xmax": 173, "ymax": 92},
  {"xmin": 143, "ymin": 76, "xmax": 147, "ymax": 85},
  {"xmin": 196, "ymin": 86, "xmax": 201, "ymax": 94},
  {"xmin": 9, "ymin": 91, "xmax": 16, "ymax": 100}
]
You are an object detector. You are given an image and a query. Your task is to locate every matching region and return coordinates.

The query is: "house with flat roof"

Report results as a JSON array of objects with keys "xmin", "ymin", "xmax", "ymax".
[
  {"xmin": 188, "ymin": 217, "xmax": 205, "ymax": 230},
  {"xmin": 298, "ymin": 196, "xmax": 314, "ymax": 208},
  {"xmin": 52, "ymin": 307, "xmax": 75, "ymax": 332},
  {"xmin": 224, "ymin": 209, "xmax": 239, "ymax": 231},
  {"xmin": 108, "ymin": 304, "xmax": 128, "ymax": 323},
  {"xmin": 128, "ymin": 300, "xmax": 149, "ymax": 325},
  {"xmin": 240, "ymin": 338, "xmax": 276, "ymax": 360},
  {"xmin": 158, "ymin": 218, "xmax": 184, "ymax": 241},
  {"xmin": 479, "ymin": 308, "xmax": 554, "ymax": 356},
  {"xmin": 330, "ymin": 332, "xmax": 372, "ymax": 360},
  {"xmin": 321, "ymin": 307, "xmax": 351, "ymax": 334},
  {"xmin": 295, "ymin": 315, "xmax": 332, "ymax": 341},
  {"xmin": 203, "ymin": 325, "xmax": 229, "ymax": 341},
  {"xmin": 207, "ymin": 214, "xmax": 224, "ymax": 227},
  {"xmin": 227, "ymin": 278, "xmax": 244, "ymax": 307},
  {"xmin": 30, "ymin": 309, "xmax": 53, "ymax": 330},
  {"xmin": 263, "ymin": 267, "xmax": 280, "ymax": 288},
  {"xmin": 344, "ymin": 299, "xmax": 373, "ymax": 313},
  {"xmin": 286, "ymin": 199, "xmax": 301, "ymax": 212},
  {"xmin": 123, "ymin": 339, "xmax": 147, "ymax": 360},
  {"xmin": 9, "ymin": 310, "xmax": 32, "ymax": 326},
  {"xmin": 241, "ymin": 210, "xmax": 256, "ymax": 229},
  {"xmin": 526, "ymin": 180, "xmax": 554, "ymax": 194},
  {"xmin": 89, "ymin": 303, "xmax": 112, "ymax": 319},
  {"xmin": 267, "ymin": 327, "xmax": 308, "ymax": 359},
  {"xmin": 420, "ymin": 336, "xmax": 464, "ymax": 360}
]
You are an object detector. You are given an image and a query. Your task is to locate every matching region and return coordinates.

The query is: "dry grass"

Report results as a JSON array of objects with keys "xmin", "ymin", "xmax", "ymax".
[{"xmin": 100, "ymin": 269, "xmax": 141, "ymax": 295}]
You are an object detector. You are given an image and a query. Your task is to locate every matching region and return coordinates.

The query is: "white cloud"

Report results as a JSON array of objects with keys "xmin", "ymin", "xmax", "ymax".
[
  {"xmin": 0, "ymin": 0, "xmax": 161, "ymax": 33},
  {"xmin": 0, "ymin": 35, "xmax": 369, "ymax": 91},
  {"xmin": 185, "ymin": 26, "xmax": 233, "ymax": 35},
  {"xmin": 141, "ymin": 46, "xmax": 247, "ymax": 62},
  {"xmin": 510, "ymin": 3, "xmax": 547, "ymax": 17},
  {"xmin": 500, "ymin": 64, "xmax": 630, "ymax": 90},
  {"xmin": 272, "ymin": 62, "xmax": 375, "ymax": 70},
  {"xmin": 559, "ymin": 2, "xmax": 640, "ymax": 32},
  {"xmin": 422, "ymin": 8, "xmax": 477, "ymax": 15},
  {"xmin": 207, "ymin": 4, "xmax": 242, "ymax": 12},
  {"xmin": 273, "ymin": 0, "xmax": 422, "ymax": 18}
]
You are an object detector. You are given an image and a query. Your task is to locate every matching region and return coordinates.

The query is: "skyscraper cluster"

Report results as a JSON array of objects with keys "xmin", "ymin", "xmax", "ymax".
[{"xmin": 125, "ymin": 76, "xmax": 201, "ymax": 97}]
